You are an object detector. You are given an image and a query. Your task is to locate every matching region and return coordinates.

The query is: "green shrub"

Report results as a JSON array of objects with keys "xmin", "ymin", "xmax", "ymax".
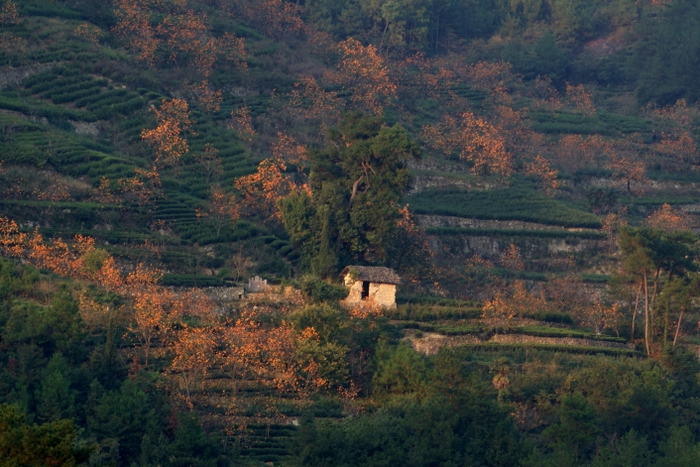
[{"xmin": 299, "ymin": 275, "xmax": 348, "ymax": 303}]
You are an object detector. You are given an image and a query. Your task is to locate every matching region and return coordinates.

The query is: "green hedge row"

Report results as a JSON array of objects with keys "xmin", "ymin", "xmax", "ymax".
[
  {"xmin": 160, "ymin": 274, "xmax": 225, "ymax": 287},
  {"xmin": 386, "ymin": 306, "xmax": 482, "ymax": 321},
  {"xmin": 405, "ymin": 188, "xmax": 601, "ymax": 228}
]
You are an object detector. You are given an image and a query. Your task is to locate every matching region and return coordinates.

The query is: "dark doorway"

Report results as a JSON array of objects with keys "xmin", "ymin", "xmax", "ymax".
[{"xmin": 361, "ymin": 281, "xmax": 370, "ymax": 299}]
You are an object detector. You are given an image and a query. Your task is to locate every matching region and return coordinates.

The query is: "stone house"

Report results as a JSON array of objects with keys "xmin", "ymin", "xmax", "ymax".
[
  {"xmin": 339, "ymin": 266, "xmax": 401, "ymax": 309},
  {"xmin": 247, "ymin": 276, "xmax": 269, "ymax": 293}
]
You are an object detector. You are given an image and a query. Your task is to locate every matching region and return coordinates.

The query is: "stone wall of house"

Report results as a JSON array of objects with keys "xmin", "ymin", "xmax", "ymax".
[
  {"xmin": 344, "ymin": 280, "xmax": 364, "ymax": 305},
  {"xmin": 369, "ymin": 283, "xmax": 397, "ymax": 308},
  {"xmin": 248, "ymin": 276, "xmax": 268, "ymax": 293},
  {"xmin": 342, "ymin": 281, "xmax": 397, "ymax": 308}
]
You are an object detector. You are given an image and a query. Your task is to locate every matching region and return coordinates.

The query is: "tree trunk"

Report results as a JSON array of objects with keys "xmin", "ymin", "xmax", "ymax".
[
  {"xmin": 643, "ymin": 269, "xmax": 651, "ymax": 356},
  {"xmin": 631, "ymin": 279, "xmax": 642, "ymax": 341},
  {"xmin": 349, "ymin": 175, "xmax": 363, "ymax": 206},
  {"xmin": 379, "ymin": 21, "xmax": 389, "ymax": 55},
  {"xmin": 434, "ymin": 11, "xmax": 439, "ymax": 51},
  {"xmin": 663, "ymin": 300, "xmax": 670, "ymax": 348},
  {"xmin": 673, "ymin": 307, "xmax": 685, "ymax": 348}
]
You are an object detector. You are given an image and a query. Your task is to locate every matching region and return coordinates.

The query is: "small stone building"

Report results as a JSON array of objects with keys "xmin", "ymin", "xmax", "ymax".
[
  {"xmin": 247, "ymin": 276, "xmax": 269, "ymax": 293},
  {"xmin": 340, "ymin": 266, "xmax": 401, "ymax": 309}
]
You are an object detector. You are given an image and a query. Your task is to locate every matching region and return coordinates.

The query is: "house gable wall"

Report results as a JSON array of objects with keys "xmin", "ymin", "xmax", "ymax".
[
  {"xmin": 342, "ymin": 279, "xmax": 397, "ymax": 309},
  {"xmin": 369, "ymin": 282, "xmax": 397, "ymax": 308}
]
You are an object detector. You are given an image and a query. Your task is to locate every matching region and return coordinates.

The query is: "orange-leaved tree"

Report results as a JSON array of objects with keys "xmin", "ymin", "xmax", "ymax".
[
  {"xmin": 575, "ymin": 297, "xmax": 622, "ymax": 337},
  {"xmin": 482, "ymin": 280, "xmax": 546, "ymax": 326},
  {"xmin": 466, "ymin": 61, "xmax": 517, "ymax": 104},
  {"xmin": 112, "ymin": 0, "xmax": 159, "ymax": 64},
  {"xmin": 608, "ymin": 152, "xmax": 647, "ymax": 194},
  {"xmin": 170, "ymin": 325, "xmax": 217, "ymax": 407},
  {"xmin": 326, "ymin": 38, "xmax": 396, "ymax": 115},
  {"xmin": 193, "ymin": 80, "xmax": 223, "ymax": 113},
  {"xmin": 196, "ymin": 185, "xmax": 240, "ymax": 237},
  {"xmin": 288, "ymin": 76, "xmax": 343, "ymax": 135},
  {"xmin": 423, "ymin": 112, "xmax": 513, "ymax": 178},
  {"xmin": 565, "ymin": 83, "xmax": 595, "ymax": 115},
  {"xmin": 0, "ymin": 217, "xmax": 199, "ymax": 367},
  {"xmin": 156, "ymin": 10, "xmax": 220, "ymax": 76},
  {"xmin": 141, "ymin": 98, "xmax": 194, "ymax": 168},
  {"xmin": 74, "ymin": 23, "xmax": 102, "ymax": 48},
  {"xmin": 217, "ymin": 309, "xmax": 297, "ymax": 397},
  {"xmin": 228, "ymin": 106, "xmax": 257, "ymax": 143},
  {"xmin": 500, "ymin": 243, "xmax": 525, "ymax": 271},
  {"xmin": 194, "ymin": 143, "xmax": 224, "ymax": 184},
  {"xmin": 0, "ymin": 0, "xmax": 21, "ymax": 26},
  {"xmin": 234, "ymin": 137, "xmax": 310, "ymax": 222},
  {"xmin": 646, "ymin": 203, "xmax": 695, "ymax": 232},
  {"xmin": 233, "ymin": 0, "xmax": 305, "ymax": 39},
  {"xmin": 525, "ymin": 155, "xmax": 559, "ymax": 195},
  {"xmin": 556, "ymin": 134, "xmax": 610, "ymax": 172}
]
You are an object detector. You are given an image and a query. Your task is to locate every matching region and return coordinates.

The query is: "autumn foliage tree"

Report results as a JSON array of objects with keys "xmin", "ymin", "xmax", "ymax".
[
  {"xmin": 235, "ymin": 156, "xmax": 307, "ymax": 222},
  {"xmin": 0, "ymin": 0, "xmax": 21, "ymax": 26},
  {"xmin": 646, "ymin": 203, "xmax": 695, "ymax": 232},
  {"xmin": 74, "ymin": 23, "xmax": 103, "ymax": 48},
  {"xmin": 192, "ymin": 80, "xmax": 223, "ymax": 113},
  {"xmin": 0, "ymin": 216, "xmax": 213, "ymax": 367},
  {"xmin": 482, "ymin": 280, "xmax": 546, "ymax": 326},
  {"xmin": 609, "ymin": 151, "xmax": 647, "ymax": 194},
  {"xmin": 112, "ymin": 0, "xmax": 159, "ymax": 64},
  {"xmin": 575, "ymin": 297, "xmax": 623, "ymax": 337},
  {"xmin": 288, "ymin": 76, "xmax": 343, "ymax": 135},
  {"xmin": 326, "ymin": 38, "xmax": 396, "ymax": 115},
  {"xmin": 526, "ymin": 155, "xmax": 559, "ymax": 194},
  {"xmin": 423, "ymin": 111, "xmax": 514, "ymax": 178},
  {"xmin": 215, "ymin": 310, "xmax": 297, "ymax": 397},
  {"xmin": 556, "ymin": 134, "xmax": 609, "ymax": 172},
  {"xmin": 228, "ymin": 106, "xmax": 257, "ymax": 143},
  {"xmin": 565, "ymin": 83, "xmax": 596, "ymax": 115},
  {"xmin": 196, "ymin": 185, "xmax": 239, "ymax": 237},
  {"xmin": 170, "ymin": 325, "xmax": 217, "ymax": 407},
  {"xmin": 141, "ymin": 98, "xmax": 193, "ymax": 168},
  {"xmin": 231, "ymin": 0, "xmax": 305, "ymax": 39},
  {"xmin": 113, "ymin": 0, "xmax": 246, "ymax": 78},
  {"xmin": 649, "ymin": 99, "xmax": 700, "ymax": 170},
  {"xmin": 466, "ymin": 60, "xmax": 517, "ymax": 104}
]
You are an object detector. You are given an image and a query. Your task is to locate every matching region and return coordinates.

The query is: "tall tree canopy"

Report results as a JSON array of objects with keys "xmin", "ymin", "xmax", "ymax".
[{"xmin": 279, "ymin": 112, "xmax": 420, "ymax": 277}]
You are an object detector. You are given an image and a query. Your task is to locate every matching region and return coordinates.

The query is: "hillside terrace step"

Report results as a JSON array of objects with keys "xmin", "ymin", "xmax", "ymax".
[
  {"xmin": 416, "ymin": 214, "xmax": 599, "ymax": 232},
  {"xmin": 408, "ymin": 332, "xmax": 635, "ymax": 356}
]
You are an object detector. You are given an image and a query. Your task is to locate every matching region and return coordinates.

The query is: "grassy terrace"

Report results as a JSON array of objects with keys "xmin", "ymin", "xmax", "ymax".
[
  {"xmin": 528, "ymin": 109, "xmax": 653, "ymax": 135},
  {"xmin": 405, "ymin": 187, "xmax": 602, "ymax": 228}
]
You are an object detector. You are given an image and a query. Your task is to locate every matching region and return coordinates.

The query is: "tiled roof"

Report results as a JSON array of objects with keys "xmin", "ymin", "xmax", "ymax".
[{"xmin": 340, "ymin": 266, "xmax": 401, "ymax": 285}]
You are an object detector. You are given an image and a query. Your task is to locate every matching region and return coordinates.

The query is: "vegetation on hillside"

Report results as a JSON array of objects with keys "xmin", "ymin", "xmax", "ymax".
[{"xmin": 3, "ymin": 0, "xmax": 700, "ymax": 465}]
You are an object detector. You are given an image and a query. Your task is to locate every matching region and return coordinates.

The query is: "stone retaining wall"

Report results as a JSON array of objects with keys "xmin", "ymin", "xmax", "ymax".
[
  {"xmin": 0, "ymin": 63, "xmax": 56, "ymax": 90},
  {"xmin": 426, "ymin": 234, "xmax": 602, "ymax": 261},
  {"xmin": 416, "ymin": 214, "xmax": 595, "ymax": 231},
  {"xmin": 408, "ymin": 332, "xmax": 633, "ymax": 356}
]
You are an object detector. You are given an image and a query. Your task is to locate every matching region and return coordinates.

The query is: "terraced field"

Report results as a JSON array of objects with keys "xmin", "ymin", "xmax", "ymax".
[{"xmin": 388, "ymin": 301, "xmax": 637, "ymax": 357}]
